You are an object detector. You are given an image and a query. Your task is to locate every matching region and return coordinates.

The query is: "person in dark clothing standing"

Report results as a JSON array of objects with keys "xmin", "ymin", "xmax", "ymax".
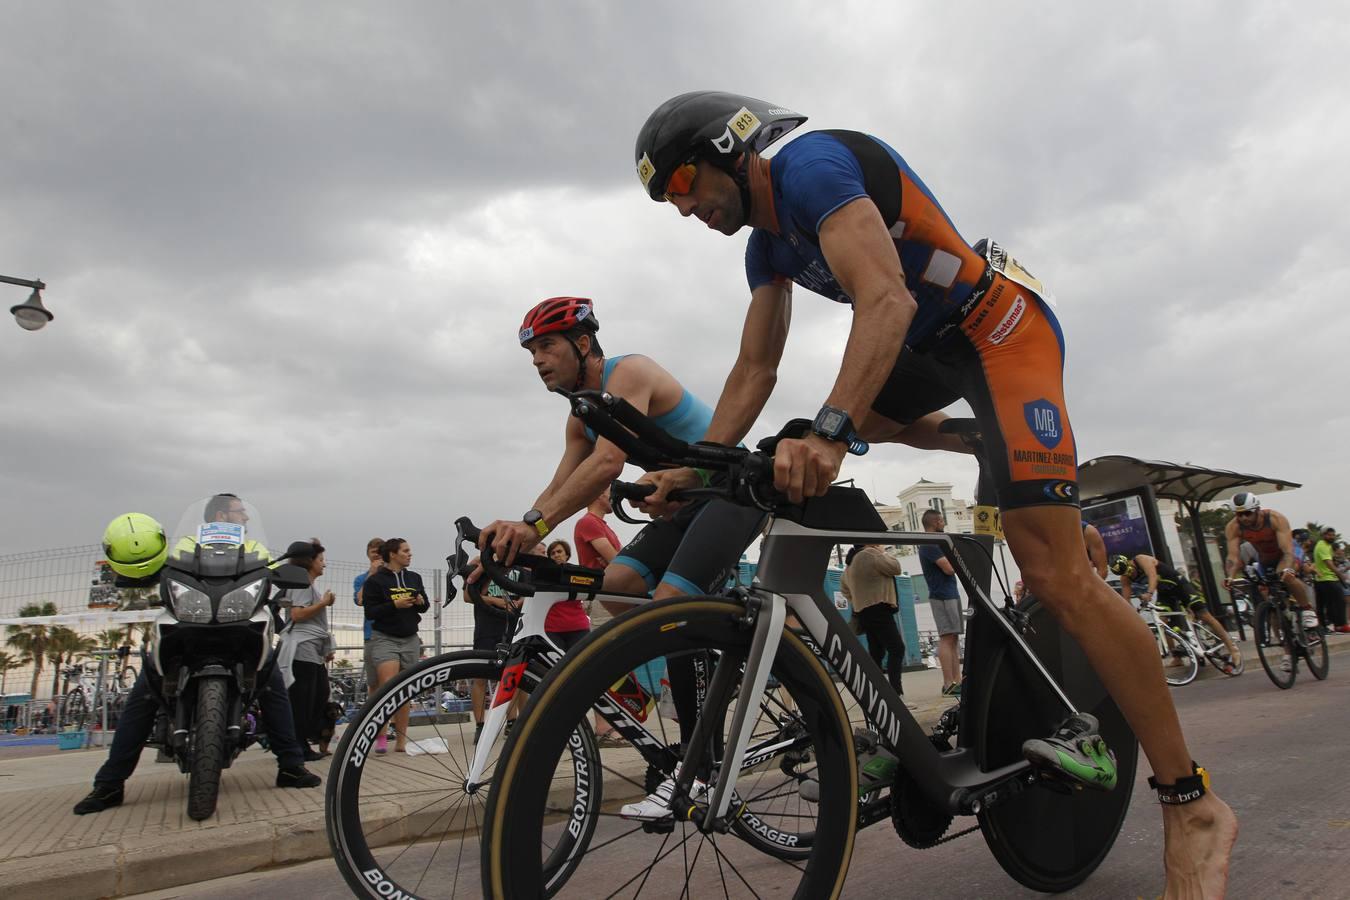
[
  {"xmin": 278, "ymin": 539, "xmax": 338, "ymax": 759},
  {"xmin": 919, "ymin": 510, "xmax": 965, "ymax": 696},
  {"xmin": 362, "ymin": 538, "xmax": 428, "ymax": 754},
  {"xmin": 841, "ymin": 544, "xmax": 914, "ymax": 709}
]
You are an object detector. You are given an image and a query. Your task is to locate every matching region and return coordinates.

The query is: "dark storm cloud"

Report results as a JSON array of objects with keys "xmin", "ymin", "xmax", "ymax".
[{"xmin": 1, "ymin": 1, "xmax": 1347, "ymax": 560}]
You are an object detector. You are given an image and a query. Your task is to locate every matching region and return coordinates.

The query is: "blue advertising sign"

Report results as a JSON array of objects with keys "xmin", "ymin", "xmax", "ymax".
[{"xmin": 1082, "ymin": 494, "xmax": 1155, "ymax": 562}]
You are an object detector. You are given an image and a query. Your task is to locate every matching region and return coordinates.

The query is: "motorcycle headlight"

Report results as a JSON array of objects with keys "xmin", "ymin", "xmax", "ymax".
[
  {"xmin": 166, "ymin": 578, "xmax": 213, "ymax": 623},
  {"xmin": 218, "ymin": 578, "xmax": 267, "ymax": 623}
]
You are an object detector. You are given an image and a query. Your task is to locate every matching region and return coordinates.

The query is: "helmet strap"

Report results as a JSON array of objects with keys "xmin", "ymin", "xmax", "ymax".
[
  {"xmin": 568, "ymin": 338, "xmax": 589, "ymax": 392},
  {"xmin": 704, "ymin": 151, "xmax": 754, "ymax": 225}
]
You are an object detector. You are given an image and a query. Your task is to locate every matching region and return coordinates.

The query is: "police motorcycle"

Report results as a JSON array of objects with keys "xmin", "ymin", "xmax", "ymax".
[{"xmin": 114, "ymin": 497, "xmax": 311, "ymax": 820}]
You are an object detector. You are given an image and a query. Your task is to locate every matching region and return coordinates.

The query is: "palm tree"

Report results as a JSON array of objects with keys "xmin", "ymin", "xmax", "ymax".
[
  {"xmin": 96, "ymin": 629, "xmax": 128, "ymax": 650},
  {"xmin": 0, "ymin": 651, "xmax": 19, "ymax": 696},
  {"xmin": 6, "ymin": 602, "xmax": 58, "ymax": 698},
  {"xmin": 47, "ymin": 627, "xmax": 86, "ymax": 699}
]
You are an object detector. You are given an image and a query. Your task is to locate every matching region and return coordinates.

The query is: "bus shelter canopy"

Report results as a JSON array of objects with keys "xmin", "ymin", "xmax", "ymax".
[
  {"xmin": 1078, "ymin": 455, "xmax": 1300, "ymax": 640},
  {"xmin": 1079, "ymin": 456, "xmax": 1300, "ymax": 505}
]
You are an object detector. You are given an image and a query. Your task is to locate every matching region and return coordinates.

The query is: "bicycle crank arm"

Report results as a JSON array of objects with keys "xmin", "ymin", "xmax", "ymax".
[{"xmin": 955, "ymin": 766, "xmax": 1041, "ymax": 815}]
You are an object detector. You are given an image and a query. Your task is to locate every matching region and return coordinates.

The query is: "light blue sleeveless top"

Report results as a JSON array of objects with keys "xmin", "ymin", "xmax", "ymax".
[{"xmin": 583, "ymin": 355, "xmax": 714, "ymax": 445}]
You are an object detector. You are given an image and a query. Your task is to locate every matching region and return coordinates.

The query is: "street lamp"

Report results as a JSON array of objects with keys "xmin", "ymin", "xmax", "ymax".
[{"xmin": 3, "ymin": 275, "xmax": 52, "ymax": 332}]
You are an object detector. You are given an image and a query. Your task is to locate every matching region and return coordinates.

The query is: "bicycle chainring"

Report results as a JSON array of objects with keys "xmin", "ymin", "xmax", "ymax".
[{"xmin": 890, "ymin": 768, "xmax": 953, "ymax": 849}]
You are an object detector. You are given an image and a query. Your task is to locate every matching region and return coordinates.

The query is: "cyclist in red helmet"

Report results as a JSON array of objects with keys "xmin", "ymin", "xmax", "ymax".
[{"xmin": 477, "ymin": 296, "xmax": 769, "ymax": 630}]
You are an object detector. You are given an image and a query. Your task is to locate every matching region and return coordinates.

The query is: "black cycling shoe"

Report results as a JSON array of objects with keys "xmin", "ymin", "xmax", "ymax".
[
  {"xmin": 1022, "ymin": 712, "xmax": 1118, "ymax": 791},
  {"xmin": 73, "ymin": 782, "xmax": 124, "ymax": 815},
  {"xmin": 276, "ymin": 766, "xmax": 322, "ymax": 789},
  {"xmin": 302, "ymin": 747, "xmax": 324, "ymax": 762}
]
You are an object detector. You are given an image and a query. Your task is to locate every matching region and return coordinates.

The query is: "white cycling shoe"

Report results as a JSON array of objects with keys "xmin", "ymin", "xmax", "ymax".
[{"xmin": 620, "ymin": 767, "xmax": 708, "ymax": 821}]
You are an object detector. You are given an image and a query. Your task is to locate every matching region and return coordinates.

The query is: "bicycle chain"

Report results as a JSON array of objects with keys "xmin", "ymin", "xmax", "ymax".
[{"xmin": 932, "ymin": 823, "xmax": 981, "ymax": 846}]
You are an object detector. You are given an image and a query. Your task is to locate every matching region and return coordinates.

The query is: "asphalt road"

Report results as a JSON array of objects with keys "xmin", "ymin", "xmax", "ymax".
[{"xmin": 129, "ymin": 664, "xmax": 1349, "ymax": 899}]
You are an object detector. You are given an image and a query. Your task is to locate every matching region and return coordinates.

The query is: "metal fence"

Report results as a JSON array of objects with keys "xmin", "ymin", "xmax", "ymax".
[{"xmin": 0, "ymin": 544, "xmax": 474, "ymax": 700}]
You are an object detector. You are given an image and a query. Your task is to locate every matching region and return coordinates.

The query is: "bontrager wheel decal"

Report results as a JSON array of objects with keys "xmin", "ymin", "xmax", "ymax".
[{"xmin": 485, "ymin": 598, "xmax": 857, "ymax": 899}]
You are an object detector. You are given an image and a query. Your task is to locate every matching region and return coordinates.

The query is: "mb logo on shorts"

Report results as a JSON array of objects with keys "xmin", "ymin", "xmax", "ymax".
[{"xmin": 1024, "ymin": 399, "xmax": 1062, "ymax": 450}]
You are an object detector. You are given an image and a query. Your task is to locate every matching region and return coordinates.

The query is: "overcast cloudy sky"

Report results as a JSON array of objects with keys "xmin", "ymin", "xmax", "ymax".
[{"xmin": 2, "ymin": 1, "xmax": 1346, "ymax": 563}]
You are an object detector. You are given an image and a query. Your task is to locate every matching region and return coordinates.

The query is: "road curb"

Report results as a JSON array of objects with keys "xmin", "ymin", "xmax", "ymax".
[{"xmin": 0, "ymin": 753, "xmax": 654, "ymax": 899}]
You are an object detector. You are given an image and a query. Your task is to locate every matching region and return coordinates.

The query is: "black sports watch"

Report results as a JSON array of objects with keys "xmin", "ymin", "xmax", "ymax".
[
  {"xmin": 812, "ymin": 405, "xmax": 855, "ymax": 441},
  {"xmin": 811, "ymin": 405, "xmax": 869, "ymax": 456}
]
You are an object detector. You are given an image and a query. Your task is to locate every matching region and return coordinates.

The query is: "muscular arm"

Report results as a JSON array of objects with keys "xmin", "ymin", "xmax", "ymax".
[
  {"xmin": 816, "ymin": 197, "xmax": 917, "ymax": 423},
  {"xmin": 531, "ymin": 418, "xmax": 600, "ymax": 515},
  {"xmin": 1137, "ymin": 556, "xmax": 1160, "ymax": 596},
  {"xmin": 703, "ymin": 282, "xmax": 792, "ymax": 446},
  {"xmin": 535, "ymin": 359, "xmax": 658, "ymax": 526},
  {"xmin": 1223, "ymin": 521, "xmax": 1241, "ymax": 578},
  {"xmin": 1084, "ymin": 526, "xmax": 1108, "ymax": 578},
  {"xmin": 1270, "ymin": 511, "xmax": 1296, "ymax": 571}
]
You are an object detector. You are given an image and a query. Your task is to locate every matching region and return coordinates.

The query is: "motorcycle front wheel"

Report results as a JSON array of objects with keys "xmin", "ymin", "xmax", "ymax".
[{"xmin": 187, "ymin": 676, "xmax": 230, "ymax": 821}]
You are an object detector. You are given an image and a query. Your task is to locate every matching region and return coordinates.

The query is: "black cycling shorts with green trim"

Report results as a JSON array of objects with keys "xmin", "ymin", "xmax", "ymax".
[
  {"xmin": 1155, "ymin": 582, "xmax": 1210, "ymax": 616},
  {"xmin": 612, "ymin": 493, "xmax": 766, "ymax": 595}
]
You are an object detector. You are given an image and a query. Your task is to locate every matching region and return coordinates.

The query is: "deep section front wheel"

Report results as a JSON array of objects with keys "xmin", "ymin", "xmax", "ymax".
[
  {"xmin": 481, "ymin": 596, "xmax": 858, "ymax": 900},
  {"xmin": 326, "ymin": 651, "xmax": 600, "ymax": 899},
  {"xmin": 966, "ymin": 597, "xmax": 1139, "ymax": 892}
]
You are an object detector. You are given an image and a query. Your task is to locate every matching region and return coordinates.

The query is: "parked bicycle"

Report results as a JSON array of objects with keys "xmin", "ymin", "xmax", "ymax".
[
  {"xmin": 61, "ymin": 647, "xmax": 137, "ymax": 729},
  {"xmin": 1139, "ymin": 602, "xmax": 1243, "ymax": 687},
  {"xmin": 328, "ymin": 670, "xmax": 367, "ymax": 722},
  {"xmin": 477, "ymin": 393, "xmax": 1138, "ymax": 899},
  {"xmin": 1251, "ymin": 571, "xmax": 1329, "ymax": 689}
]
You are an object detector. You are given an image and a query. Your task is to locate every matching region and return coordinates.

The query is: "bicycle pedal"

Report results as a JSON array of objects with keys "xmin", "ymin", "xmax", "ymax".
[{"xmin": 639, "ymin": 819, "xmax": 675, "ymax": 835}]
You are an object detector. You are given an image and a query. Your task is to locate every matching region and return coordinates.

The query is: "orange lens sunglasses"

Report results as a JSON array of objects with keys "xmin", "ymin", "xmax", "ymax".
[{"xmin": 662, "ymin": 161, "xmax": 698, "ymax": 202}]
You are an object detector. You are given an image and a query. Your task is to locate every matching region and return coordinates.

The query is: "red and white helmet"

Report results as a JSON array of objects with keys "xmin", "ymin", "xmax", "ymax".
[{"xmin": 518, "ymin": 297, "xmax": 599, "ymax": 346}]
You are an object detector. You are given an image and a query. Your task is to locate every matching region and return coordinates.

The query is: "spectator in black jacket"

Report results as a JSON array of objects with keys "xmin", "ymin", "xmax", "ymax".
[{"xmin": 363, "ymin": 537, "xmax": 429, "ymax": 753}]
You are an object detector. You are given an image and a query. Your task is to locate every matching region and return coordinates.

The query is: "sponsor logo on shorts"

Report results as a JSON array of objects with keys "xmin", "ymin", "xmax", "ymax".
[
  {"xmin": 988, "ymin": 294, "xmax": 1026, "ymax": 344},
  {"xmin": 1023, "ymin": 399, "xmax": 1063, "ymax": 450},
  {"xmin": 1044, "ymin": 481, "xmax": 1076, "ymax": 500}
]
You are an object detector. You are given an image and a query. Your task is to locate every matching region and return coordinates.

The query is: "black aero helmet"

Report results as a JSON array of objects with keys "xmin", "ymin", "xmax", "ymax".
[{"xmin": 635, "ymin": 91, "xmax": 808, "ymax": 201}]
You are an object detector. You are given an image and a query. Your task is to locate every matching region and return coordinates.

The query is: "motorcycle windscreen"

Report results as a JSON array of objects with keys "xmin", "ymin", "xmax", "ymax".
[{"xmin": 165, "ymin": 495, "xmax": 273, "ymax": 577}]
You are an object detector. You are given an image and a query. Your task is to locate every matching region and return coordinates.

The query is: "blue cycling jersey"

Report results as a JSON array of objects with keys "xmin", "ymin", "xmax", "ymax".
[
  {"xmin": 583, "ymin": 355, "xmax": 714, "ymax": 445},
  {"xmin": 745, "ymin": 130, "xmax": 988, "ymax": 346}
]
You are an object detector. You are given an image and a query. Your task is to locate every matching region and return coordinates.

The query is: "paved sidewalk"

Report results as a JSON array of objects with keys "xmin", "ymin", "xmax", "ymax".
[{"xmin": 2, "ymin": 632, "xmax": 1344, "ymax": 898}]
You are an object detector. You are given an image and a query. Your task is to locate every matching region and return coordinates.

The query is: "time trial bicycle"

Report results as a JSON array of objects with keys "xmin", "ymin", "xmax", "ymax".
[{"xmin": 479, "ymin": 390, "xmax": 1139, "ymax": 899}]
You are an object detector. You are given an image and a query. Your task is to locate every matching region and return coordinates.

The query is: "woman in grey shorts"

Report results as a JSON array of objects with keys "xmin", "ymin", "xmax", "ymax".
[{"xmin": 361, "ymin": 537, "xmax": 429, "ymax": 754}]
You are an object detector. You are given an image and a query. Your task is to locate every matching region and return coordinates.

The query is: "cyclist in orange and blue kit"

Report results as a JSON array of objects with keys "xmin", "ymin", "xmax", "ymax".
[{"xmin": 632, "ymin": 91, "xmax": 1235, "ymax": 899}]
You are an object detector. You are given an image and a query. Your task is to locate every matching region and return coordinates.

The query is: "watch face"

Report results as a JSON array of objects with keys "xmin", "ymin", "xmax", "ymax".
[{"xmin": 818, "ymin": 410, "xmax": 845, "ymax": 435}]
